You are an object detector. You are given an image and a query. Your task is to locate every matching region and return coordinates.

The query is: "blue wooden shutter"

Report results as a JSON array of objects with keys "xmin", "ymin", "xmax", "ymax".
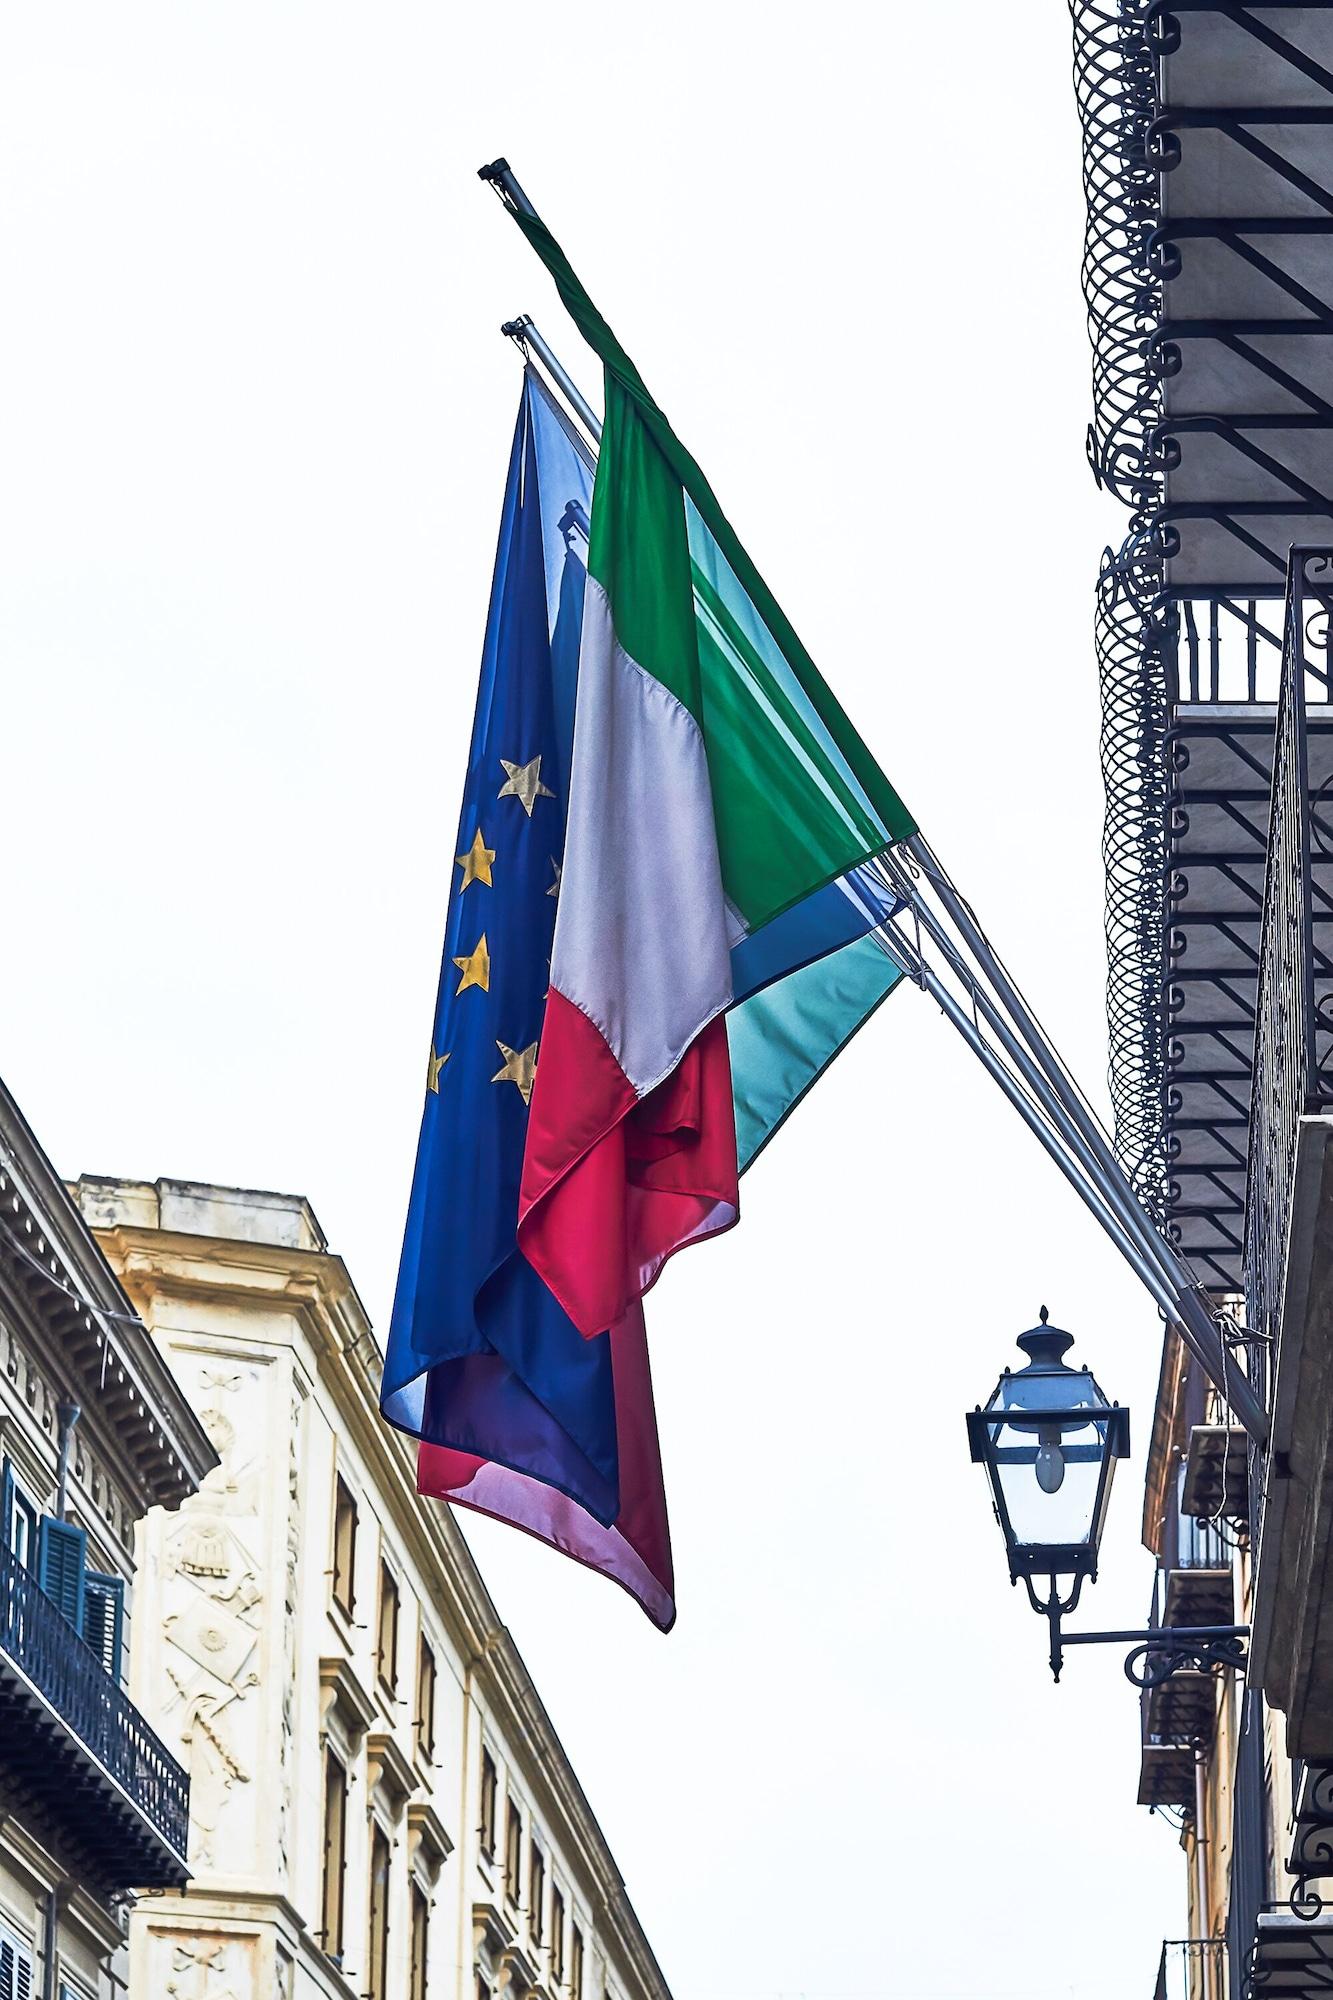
[
  {"xmin": 36, "ymin": 1518, "xmax": 86, "ymax": 1631},
  {"xmin": 0, "ymin": 1462, "xmax": 13, "ymax": 1560},
  {"xmin": 82, "ymin": 1571, "xmax": 125, "ymax": 1680}
]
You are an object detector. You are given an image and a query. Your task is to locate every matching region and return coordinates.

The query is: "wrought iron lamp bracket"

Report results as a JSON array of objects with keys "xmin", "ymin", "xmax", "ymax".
[{"xmin": 1034, "ymin": 1579, "xmax": 1249, "ymax": 1684}]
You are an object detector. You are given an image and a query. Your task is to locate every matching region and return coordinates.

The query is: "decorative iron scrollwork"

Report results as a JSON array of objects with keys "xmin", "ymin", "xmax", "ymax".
[{"xmin": 1122, "ymin": 1632, "xmax": 1249, "ymax": 1687}]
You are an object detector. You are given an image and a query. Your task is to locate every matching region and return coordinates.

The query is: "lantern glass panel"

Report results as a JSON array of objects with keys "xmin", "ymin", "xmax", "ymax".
[{"xmin": 989, "ymin": 1404, "xmax": 1112, "ymax": 1552}]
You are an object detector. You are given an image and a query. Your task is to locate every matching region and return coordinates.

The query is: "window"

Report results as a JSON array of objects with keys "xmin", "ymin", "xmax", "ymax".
[
  {"xmin": 410, "ymin": 1882, "xmax": 429, "ymax": 2000},
  {"xmin": 321, "ymin": 1749, "xmax": 348, "ymax": 1961},
  {"xmin": 415, "ymin": 1633, "xmax": 436, "ymax": 1761},
  {"xmin": 479, "ymin": 1747, "xmax": 498, "ymax": 1858},
  {"xmin": 368, "ymin": 1823, "xmax": 391, "ymax": 2000},
  {"xmin": 504, "ymin": 1800, "xmax": 522, "ymax": 1904},
  {"xmin": 529, "ymin": 1840, "xmax": 545, "ymax": 1945},
  {"xmin": 570, "ymin": 1926, "xmax": 584, "ymax": 2000},
  {"xmin": 1, "ymin": 1463, "xmax": 37, "ymax": 1572},
  {"xmin": 551, "ymin": 1888, "xmax": 566, "ymax": 1985},
  {"xmin": 377, "ymin": 1559, "xmax": 400, "ymax": 1691},
  {"xmin": 0, "ymin": 1925, "xmax": 34, "ymax": 2000},
  {"xmin": 332, "ymin": 1475, "xmax": 357, "ymax": 1617}
]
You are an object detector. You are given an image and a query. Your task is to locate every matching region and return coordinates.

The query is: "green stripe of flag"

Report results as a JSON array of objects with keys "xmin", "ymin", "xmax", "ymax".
[{"xmin": 510, "ymin": 206, "xmax": 918, "ymax": 912}]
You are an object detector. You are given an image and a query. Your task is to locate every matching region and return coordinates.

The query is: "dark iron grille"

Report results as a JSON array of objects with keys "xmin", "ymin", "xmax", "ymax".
[
  {"xmin": 1244, "ymin": 546, "xmax": 1333, "ymax": 1341},
  {"xmin": 0, "ymin": 1543, "xmax": 188, "ymax": 1859},
  {"xmin": 1155, "ymin": 1937, "xmax": 1226, "ymax": 2000},
  {"xmin": 1070, "ymin": 3, "xmax": 1333, "ymax": 1234},
  {"xmin": 1072, "ymin": 0, "xmax": 1173, "ymax": 1217}
]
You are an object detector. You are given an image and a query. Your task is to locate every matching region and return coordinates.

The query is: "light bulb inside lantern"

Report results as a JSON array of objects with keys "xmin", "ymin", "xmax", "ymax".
[{"xmin": 1035, "ymin": 1429, "xmax": 1066, "ymax": 1494}]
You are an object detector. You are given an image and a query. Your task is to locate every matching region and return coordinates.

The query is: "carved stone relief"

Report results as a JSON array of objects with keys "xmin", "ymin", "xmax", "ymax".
[
  {"xmin": 276, "ymin": 1381, "xmax": 304, "ymax": 1881},
  {"xmin": 155, "ymin": 1356, "xmax": 268, "ymax": 1873},
  {"xmin": 157, "ymin": 1929, "xmax": 253, "ymax": 2000}
]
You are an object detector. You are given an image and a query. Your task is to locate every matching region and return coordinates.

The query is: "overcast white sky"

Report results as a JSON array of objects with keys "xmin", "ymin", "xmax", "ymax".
[{"xmin": 0, "ymin": 8, "xmax": 1186, "ymax": 1995}]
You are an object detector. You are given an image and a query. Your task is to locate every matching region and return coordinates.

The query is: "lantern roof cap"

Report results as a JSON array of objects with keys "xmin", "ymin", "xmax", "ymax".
[{"xmin": 1015, "ymin": 1305, "xmax": 1077, "ymax": 1372}]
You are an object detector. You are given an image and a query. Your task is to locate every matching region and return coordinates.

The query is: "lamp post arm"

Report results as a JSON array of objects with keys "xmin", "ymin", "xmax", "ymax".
[{"xmin": 1045, "ymin": 1609, "xmax": 1250, "ymax": 1685}]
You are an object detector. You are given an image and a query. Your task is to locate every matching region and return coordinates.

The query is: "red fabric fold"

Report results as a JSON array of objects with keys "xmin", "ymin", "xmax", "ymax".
[{"xmin": 518, "ymin": 991, "xmax": 739, "ymax": 1337}]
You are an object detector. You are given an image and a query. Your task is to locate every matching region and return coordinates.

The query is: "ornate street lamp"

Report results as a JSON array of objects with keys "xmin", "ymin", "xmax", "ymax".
[
  {"xmin": 967, "ymin": 1307, "xmax": 1128, "ymax": 1607},
  {"xmin": 968, "ymin": 1310, "xmax": 1246, "ymax": 1683}
]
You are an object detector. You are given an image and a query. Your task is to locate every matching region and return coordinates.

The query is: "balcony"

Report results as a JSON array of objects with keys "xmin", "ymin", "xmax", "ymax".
[
  {"xmin": 1178, "ymin": 1336, "xmax": 1251, "ymax": 1530},
  {"xmin": 1138, "ymin": 1587, "xmax": 1211, "ymax": 1809},
  {"xmin": 1153, "ymin": 1938, "xmax": 1225, "ymax": 2000},
  {"xmin": 1138, "ymin": 1736, "xmax": 1196, "ymax": 1811},
  {"xmin": 1245, "ymin": 1913, "xmax": 1333, "ymax": 1997},
  {"xmin": 1160, "ymin": 1507, "xmax": 1235, "ymax": 1631},
  {"xmin": 1180, "ymin": 1425, "xmax": 1249, "ymax": 1529},
  {"xmin": 0, "ymin": 1544, "xmax": 189, "ymax": 1890},
  {"xmin": 1285, "ymin": 1761, "xmax": 1333, "ymax": 1914},
  {"xmin": 1244, "ymin": 548, "xmax": 1333, "ymax": 1756}
]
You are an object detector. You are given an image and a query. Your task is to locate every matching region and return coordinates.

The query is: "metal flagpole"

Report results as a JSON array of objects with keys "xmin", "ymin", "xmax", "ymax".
[
  {"xmin": 875, "ymin": 858, "xmax": 1196, "ymax": 1300},
  {"xmin": 503, "ymin": 316, "xmax": 602, "ymax": 442},
  {"xmin": 888, "ymin": 844, "xmax": 1266, "ymax": 1439},
  {"xmin": 491, "ymin": 307, "xmax": 1269, "ymax": 1444},
  {"xmin": 877, "ymin": 920, "xmax": 1188, "ymax": 1324}
]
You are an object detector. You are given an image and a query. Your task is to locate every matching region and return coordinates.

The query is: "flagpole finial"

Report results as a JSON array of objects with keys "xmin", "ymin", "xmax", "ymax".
[{"xmin": 478, "ymin": 158, "xmax": 536, "ymax": 218}]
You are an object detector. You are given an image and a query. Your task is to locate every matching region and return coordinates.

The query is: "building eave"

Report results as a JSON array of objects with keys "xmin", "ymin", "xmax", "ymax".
[{"xmin": 0, "ymin": 1092, "xmax": 217, "ymax": 1504}]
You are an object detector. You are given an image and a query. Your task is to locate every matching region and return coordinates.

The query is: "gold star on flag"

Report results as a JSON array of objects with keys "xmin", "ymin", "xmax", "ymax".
[
  {"xmin": 455, "ymin": 829, "xmax": 495, "ymax": 891},
  {"xmin": 453, "ymin": 935, "xmax": 491, "ymax": 996},
  {"xmin": 426, "ymin": 1046, "xmax": 449, "ymax": 1093},
  {"xmin": 498, "ymin": 756, "xmax": 554, "ymax": 817},
  {"xmin": 491, "ymin": 1039, "xmax": 539, "ymax": 1106},
  {"xmin": 547, "ymin": 857, "xmax": 562, "ymax": 899}
]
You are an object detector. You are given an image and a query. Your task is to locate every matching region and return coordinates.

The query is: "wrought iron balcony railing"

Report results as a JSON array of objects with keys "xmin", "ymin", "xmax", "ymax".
[
  {"xmin": 0, "ymin": 1542, "xmax": 189, "ymax": 1875},
  {"xmin": 1243, "ymin": 547, "xmax": 1333, "ymax": 1348},
  {"xmin": 1153, "ymin": 1936, "xmax": 1226, "ymax": 2000}
]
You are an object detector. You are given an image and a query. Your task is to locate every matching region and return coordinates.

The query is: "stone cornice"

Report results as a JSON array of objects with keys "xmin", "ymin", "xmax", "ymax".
[
  {"xmin": 88, "ymin": 1208, "xmax": 673, "ymax": 2000},
  {"xmin": 0, "ymin": 1099, "xmax": 217, "ymax": 1504}
]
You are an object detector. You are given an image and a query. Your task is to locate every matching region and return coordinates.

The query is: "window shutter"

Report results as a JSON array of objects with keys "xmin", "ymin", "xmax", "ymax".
[
  {"xmin": 0, "ymin": 1929, "xmax": 35, "ymax": 2000},
  {"xmin": 0, "ymin": 1462, "xmax": 13, "ymax": 1559},
  {"xmin": 37, "ymin": 1517, "xmax": 86, "ymax": 1631},
  {"xmin": 83, "ymin": 1571, "xmax": 125, "ymax": 1680}
]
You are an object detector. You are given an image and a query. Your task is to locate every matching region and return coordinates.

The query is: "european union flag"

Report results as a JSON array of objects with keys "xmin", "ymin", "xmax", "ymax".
[{"xmin": 383, "ymin": 372, "xmax": 622, "ymax": 1522}]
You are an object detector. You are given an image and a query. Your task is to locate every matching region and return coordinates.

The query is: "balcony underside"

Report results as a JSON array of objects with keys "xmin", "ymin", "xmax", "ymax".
[
  {"xmin": 1164, "ymin": 1566, "xmax": 1234, "ymax": 1629},
  {"xmin": 1247, "ymin": 1913, "xmax": 1333, "ymax": 1998},
  {"xmin": 1181, "ymin": 1424, "xmax": 1249, "ymax": 1525},
  {"xmin": 1147, "ymin": 1670, "xmax": 1219, "ymax": 1746},
  {"xmin": 0, "ymin": 1649, "xmax": 187, "ymax": 1893},
  {"xmin": 1138, "ymin": 1742, "xmax": 1196, "ymax": 1810}
]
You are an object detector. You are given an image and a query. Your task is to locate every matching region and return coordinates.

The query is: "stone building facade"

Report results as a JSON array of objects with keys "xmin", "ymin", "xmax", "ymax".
[
  {"xmin": 73, "ymin": 1175, "xmax": 671, "ymax": 2000},
  {"xmin": 0, "ymin": 1084, "xmax": 216, "ymax": 2000}
]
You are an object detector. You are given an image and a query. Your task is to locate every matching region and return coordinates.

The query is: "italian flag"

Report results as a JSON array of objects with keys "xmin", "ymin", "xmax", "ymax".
[{"xmin": 514, "ymin": 207, "xmax": 916, "ymax": 1338}]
